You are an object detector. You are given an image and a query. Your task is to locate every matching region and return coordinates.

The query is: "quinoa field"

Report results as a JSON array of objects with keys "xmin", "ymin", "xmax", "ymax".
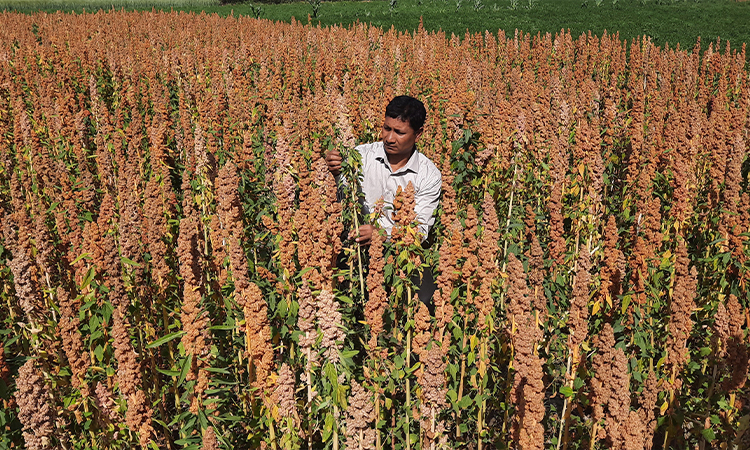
[{"xmin": 0, "ymin": 8, "xmax": 749, "ymax": 450}]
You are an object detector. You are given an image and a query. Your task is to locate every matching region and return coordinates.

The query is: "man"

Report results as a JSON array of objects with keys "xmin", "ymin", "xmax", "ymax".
[{"xmin": 325, "ymin": 95, "xmax": 442, "ymax": 245}]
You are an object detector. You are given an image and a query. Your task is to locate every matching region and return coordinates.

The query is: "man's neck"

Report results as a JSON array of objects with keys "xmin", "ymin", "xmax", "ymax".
[{"xmin": 387, "ymin": 147, "xmax": 415, "ymax": 172}]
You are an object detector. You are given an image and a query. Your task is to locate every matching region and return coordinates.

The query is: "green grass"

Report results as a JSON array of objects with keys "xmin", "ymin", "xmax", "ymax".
[{"xmin": 3, "ymin": 0, "xmax": 750, "ymax": 50}]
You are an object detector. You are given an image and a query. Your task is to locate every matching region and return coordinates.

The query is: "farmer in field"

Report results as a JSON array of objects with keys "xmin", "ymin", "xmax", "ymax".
[
  {"xmin": 326, "ymin": 95, "xmax": 441, "ymax": 308},
  {"xmin": 325, "ymin": 95, "xmax": 442, "ymax": 246}
]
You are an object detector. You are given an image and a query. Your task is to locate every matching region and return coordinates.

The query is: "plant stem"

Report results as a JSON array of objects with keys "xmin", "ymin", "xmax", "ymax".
[
  {"xmin": 663, "ymin": 368, "xmax": 677, "ymax": 450},
  {"xmin": 456, "ymin": 315, "xmax": 468, "ymax": 438},
  {"xmin": 346, "ymin": 155, "xmax": 366, "ymax": 303},
  {"xmin": 306, "ymin": 347, "xmax": 313, "ymax": 450},
  {"xmin": 431, "ymin": 408, "xmax": 436, "ymax": 450},
  {"xmin": 477, "ymin": 337, "xmax": 487, "ymax": 450},
  {"xmin": 352, "ymin": 201, "xmax": 366, "ymax": 304},
  {"xmin": 589, "ymin": 423, "xmax": 598, "ymax": 450},
  {"xmin": 406, "ymin": 285, "xmax": 412, "ymax": 450},
  {"xmin": 162, "ymin": 302, "xmax": 181, "ymax": 409},
  {"xmin": 500, "ymin": 157, "xmax": 519, "ymax": 278},
  {"xmin": 269, "ymin": 419, "xmax": 278, "ymax": 450},
  {"xmin": 334, "ymin": 404, "xmax": 340, "ymax": 450},
  {"xmin": 555, "ymin": 350, "xmax": 574, "ymax": 450},
  {"xmin": 375, "ymin": 395, "xmax": 382, "ymax": 450}
]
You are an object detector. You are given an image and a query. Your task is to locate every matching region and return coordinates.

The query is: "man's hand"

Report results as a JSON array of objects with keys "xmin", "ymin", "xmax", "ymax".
[
  {"xmin": 351, "ymin": 224, "xmax": 375, "ymax": 245},
  {"xmin": 325, "ymin": 148, "xmax": 343, "ymax": 177}
]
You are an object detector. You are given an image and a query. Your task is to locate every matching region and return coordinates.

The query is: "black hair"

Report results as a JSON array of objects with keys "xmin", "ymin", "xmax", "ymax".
[{"xmin": 385, "ymin": 95, "xmax": 426, "ymax": 132}]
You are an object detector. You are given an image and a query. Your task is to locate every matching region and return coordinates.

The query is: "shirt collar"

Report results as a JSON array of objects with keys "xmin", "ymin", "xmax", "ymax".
[{"xmin": 376, "ymin": 142, "xmax": 420, "ymax": 175}]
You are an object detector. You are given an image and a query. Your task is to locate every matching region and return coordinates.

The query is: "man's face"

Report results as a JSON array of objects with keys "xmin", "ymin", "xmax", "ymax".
[{"xmin": 380, "ymin": 116, "xmax": 423, "ymax": 160}]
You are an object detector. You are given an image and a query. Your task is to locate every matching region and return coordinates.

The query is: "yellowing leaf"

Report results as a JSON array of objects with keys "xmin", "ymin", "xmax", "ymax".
[
  {"xmin": 470, "ymin": 335, "xmax": 479, "ymax": 351},
  {"xmin": 660, "ymin": 401, "xmax": 669, "ymax": 415},
  {"xmin": 591, "ymin": 300, "xmax": 601, "ymax": 316}
]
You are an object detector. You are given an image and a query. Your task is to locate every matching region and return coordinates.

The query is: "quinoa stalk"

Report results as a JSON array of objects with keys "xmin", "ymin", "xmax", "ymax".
[
  {"xmin": 306, "ymin": 347, "xmax": 313, "ymax": 450},
  {"xmin": 556, "ymin": 351, "xmax": 574, "ymax": 450},
  {"xmin": 456, "ymin": 314, "xmax": 468, "ymax": 438},
  {"xmin": 334, "ymin": 404, "xmax": 340, "ymax": 450},
  {"xmin": 375, "ymin": 397, "xmax": 381, "ymax": 450},
  {"xmin": 352, "ymin": 194, "xmax": 366, "ymax": 303},
  {"xmin": 269, "ymin": 419, "xmax": 278, "ymax": 450},
  {"xmin": 498, "ymin": 161, "xmax": 520, "ymax": 438},
  {"xmin": 431, "ymin": 409, "xmax": 436, "ymax": 450},
  {"xmin": 406, "ymin": 284, "xmax": 412, "ymax": 450},
  {"xmin": 589, "ymin": 423, "xmax": 598, "ymax": 450},
  {"xmin": 477, "ymin": 337, "xmax": 488, "ymax": 450}
]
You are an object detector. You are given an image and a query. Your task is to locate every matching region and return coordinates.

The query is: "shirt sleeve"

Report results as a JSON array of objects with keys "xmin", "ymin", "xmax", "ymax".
[{"xmin": 414, "ymin": 166, "xmax": 442, "ymax": 241}]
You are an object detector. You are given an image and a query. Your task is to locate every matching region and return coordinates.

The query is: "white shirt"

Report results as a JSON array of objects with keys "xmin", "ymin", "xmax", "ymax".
[{"xmin": 352, "ymin": 141, "xmax": 442, "ymax": 240}]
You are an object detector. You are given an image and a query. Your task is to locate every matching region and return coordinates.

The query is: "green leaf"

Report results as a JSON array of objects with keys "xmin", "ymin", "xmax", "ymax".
[
  {"xmin": 120, "ymin": 256, "xmax": 142, "ymax": 267},
  {"xmin": 324, "ymin": 363, "xmax": 338, "ymax": 390},
  {"xmin": 156, "ymin": 368, "xmax": 180, "ymax": 377},
  {"xmin": 71, "ymin": 252, "xmax": 91, "ymax": 266},
  {"xmin": 88, "ymin": 315, "xmax": 100, "ymax": 330},
  {"xmin": 89, "ymin": 329, "xmax": 103, "ymax": 343},
  {"xmin": 198, "ymin": 409, "xmax": 208, "ymax": 430},
  {"xmin": 701, "ymin": 428, "xmax": 715, "ymax": 441},
  {"xmin": 147, "ymin": 331, "xmax": 186, "ymax": 349},
  {"xmin": 621, "ymin": 295, "xmax": 631, "ymax": 315},
  {"xmin": 215, "ymin": 415, "xmax": 243, "ymax": 423},
  {"xmin": 178, "ymin": 354, "xmax": 193, "ymax": 385},
  {"xmin": 93, "ymin": 345, "xmax": 104, "ymax": 362},
  {"xmin": 338, "ymin": 385, "xmax": 348, "ymax": 409},
  {"xmin": 323, "ymin": 412, "xmax": 334, "ymax": 442},
  {"xmin": 79, "ymin": 267, "xmax": 95, "ymax": 290},
  {"xmin": 559, "ymin": 386, "xmax": 575, "ymax": 398},
  {"xmin": 341, "ymin": 350, "xmax": 359, "ymax": 359}
]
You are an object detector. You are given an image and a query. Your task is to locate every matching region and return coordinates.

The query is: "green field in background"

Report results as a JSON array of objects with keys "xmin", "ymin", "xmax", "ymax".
[{"xmin": 3, "ymin": 0, "xmax": 750, "ymax": 51}]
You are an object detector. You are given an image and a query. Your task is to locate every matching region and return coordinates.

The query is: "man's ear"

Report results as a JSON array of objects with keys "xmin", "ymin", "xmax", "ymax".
[{"xmin": 415, "ymin": 127, "xmax": 424, "ymax": 140}]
